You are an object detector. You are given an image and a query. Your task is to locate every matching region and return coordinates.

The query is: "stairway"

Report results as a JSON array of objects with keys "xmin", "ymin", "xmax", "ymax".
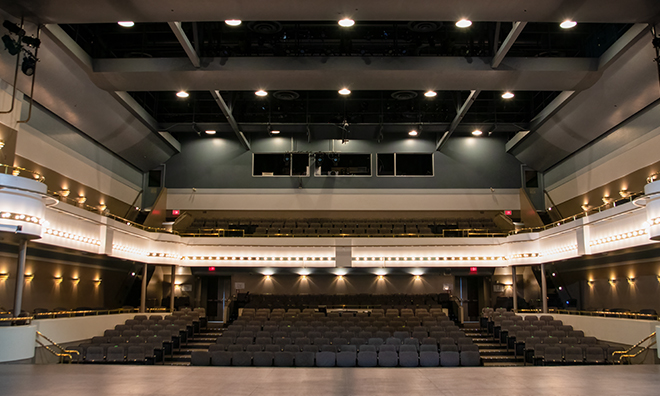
[
  {"xmin": 462, "ymin": 322, "xmax": 524, "ymax": 367},
  {"xmin": 164, "ymin": 326, "xmax": 222, "ymax": 366}
]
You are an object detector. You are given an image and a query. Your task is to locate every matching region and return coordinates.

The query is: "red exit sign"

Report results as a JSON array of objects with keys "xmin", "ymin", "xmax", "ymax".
[
  {"xmin": 172, "ymin": 210, "xmax": 180, "ymax": 216},
  {"xmin": 470, "ymin": 267, "xmax": 478, "ymax": 274},
  {"xmin": 208, "ymin": 267, "xmax": 215, "ymax": 271},
  {"xmin": 504, "ymin": 210, "xmax": 512, "ymax": 216}
]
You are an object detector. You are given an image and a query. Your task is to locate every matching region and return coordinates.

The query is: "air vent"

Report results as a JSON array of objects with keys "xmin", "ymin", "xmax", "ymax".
[
  {"xmin": 407, "ymin": 21, "xmax": 441, "ymax": 33},
  {"xmin": 391, "ymin": 91, "xmax": 418, "ymax": 101},
  {"xmin": 248, "ymin": 21, "xmax": 283, "ymax": 34},
  {"xmin": 273, "ymin": 91, "xmax": 300, "ymax": 100}
]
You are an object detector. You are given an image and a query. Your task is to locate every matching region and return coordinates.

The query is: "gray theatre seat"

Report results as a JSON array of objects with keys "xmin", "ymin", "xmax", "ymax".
[
  {"xmin": 190, "ymin": 351, "xmax": 211, "ymax": 366},
  {"xmin": 358, "ymin": 351, "xmax": 377, "ymax": 367},
  {"xmin": 399, "ymin": 345, "xmax": 419, "ymax": 367},
  {"xmin": 315, "ymin": 351, "xmax": 336, "ymax": 367},
  {"xmin": 232, "ymin": 351, "xmax": 253, "ymax": 366},
  {"xmin": 421, "ymin": 351, "xmax": 441, "ymax": 367},
  {"xmin": 439, "ymin": 351, "xmax": 459, "ymax": 367},
  {"xmin": 295, "ymin": 351, "xmax": 316, "ymax": 367},
  {"xmin": 274, "ymin": 352, "xmax": 294, "ymax": 367},
  {"xmin": 253, "ymin": 351, "xmax": 274, "ymax": 366},
  {"xmin": 106, "ymin": 346, "xmax": 125, "ymax": 363},
  {"xmin": 378, "ymin": 351, "xmax": 398, "ymax": 367},
  {"xmin": 336, "ymin": 351, "xmax": 357, "ymax": 367}
]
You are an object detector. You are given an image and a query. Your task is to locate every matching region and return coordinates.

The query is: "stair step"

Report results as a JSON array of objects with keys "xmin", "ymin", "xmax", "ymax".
[
  {"xmin": 479, "ymin": 349, "xmax": 515, "ymax": 356},
  {"xmin": 483, "ymin": 361, "xmax": 525, "ymax": 367}
]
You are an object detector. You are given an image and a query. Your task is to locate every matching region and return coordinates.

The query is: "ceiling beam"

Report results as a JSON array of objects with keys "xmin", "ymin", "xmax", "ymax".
[
  {"xmin": 90, "ymin": 57, "xmax": 600, "ymax": 92},
  {"xmin": 491, "ymin": 21, "xmax": 527, "ymax": 69},
  {"xmin": 167, "ymin": 21, "xmax": 200, "ymax": 68},
  {"xmin": 436, "ymin": 90, "xmax": 481, "ymax": 151},
  {"xmin": 4, "ymin": 1, "xmax": 660, "ymax": 24},
  {"xmin": 210, "ymin": 90, "xmax": 251, "ymax": 150}
]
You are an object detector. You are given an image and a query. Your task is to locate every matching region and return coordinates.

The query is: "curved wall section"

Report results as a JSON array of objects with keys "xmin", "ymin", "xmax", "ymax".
[
  {"xmin": 0, "ymin": 174, "xmax": 47, "ymax": 239},
  {"xmin": 645, "ymin": 180, "xmax": 660, "ymax": 241},
  {"xmin": 0, "ymin": 325, "xmax": 36, "ymax": 363}
]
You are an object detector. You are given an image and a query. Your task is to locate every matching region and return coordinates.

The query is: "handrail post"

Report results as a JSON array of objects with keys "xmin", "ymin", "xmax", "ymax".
[{"xmin": 13, "ymin": 239, "xmax": 28, "ymax": 317}]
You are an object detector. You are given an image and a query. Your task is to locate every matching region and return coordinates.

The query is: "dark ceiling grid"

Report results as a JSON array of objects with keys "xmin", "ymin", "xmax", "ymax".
[{"xmin": 59, "ymin": 20, "xmax": 634, "ymax": 143}]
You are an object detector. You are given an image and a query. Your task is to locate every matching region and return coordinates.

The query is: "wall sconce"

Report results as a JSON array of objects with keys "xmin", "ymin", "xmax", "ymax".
[
  {"xmin": 12, "ymin": 169, "xmax": 20, "ymax": 176},
  {"xmin": 301, "ymin": 275, "xmax": 307, "ymax": 280},
  {"xmin": 0, "ymin": 272, "xmax": 8, "ymax": 281},
  {"xmin": 76, "ymin": 196, "xmax": 87, "ymax": 204},
  {"xmin": 587, "ymin": 279, "xmax": 594, "ymax": 286},
  {"xmin": 265, "ymin": 275, "xmax": 271, "ymax": 280},
  {"xmin": 628, "ymin": 277, "xmax": 635, "ymax": 284},
  {"xmin": 602, "ymin": 196, "xmax": 615, "ymax": 204},
  {"xmin": 93, "ymin": 278, "xmax": 102, "ymax": 285},
  {"xmin": 337, "ymin": 275, "xmax": 344, "ymax": 280},
  {"xmin": 414, "ymin": 275, "xmax": 421, "ymax": 281},
  {"xmin": 24, "ymin": 273, "xmax": 34, "ymax": 281},
  {"xmin": 609, "ymin": 278, "xmax": 617, "ymax": 285},
  {"xmin": 378, "ymin": 275, "xmax": 384, "ymax": 280},
  {"xmin": 0, "ymin": 139, "xmax": 4, "ymax": 149},
  {"xmin": 54, "ymin": 275, "xmax": 63, "ymax": 284},
  {"xmin": 619, "ymin": 189, "xmax": 631, "ymax": 198},
  {"xmin": 581, "ymin": 204, "xmax": 592, "ymax": 212},
  {"xmin": 58, "ymin": 189, "xmax": 70, "ymax": 197},
  {"xmin": 71, "ymin": 276, "xmax": 80, "ymax": 284}
]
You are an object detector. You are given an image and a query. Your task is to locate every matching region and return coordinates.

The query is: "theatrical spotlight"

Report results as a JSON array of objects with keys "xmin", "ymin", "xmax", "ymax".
[
  {"xmin": 21, "ymin": 35, "xmax": 40, "ymax": 48},
  {"xmin": 3, "ymin": 20, "xmax": 25, "ymax": 36},
  {"xmin": 2, "ymin": 20, "xmax": 24, "ymax": 56},
  {"xmin": 21, "ymin": 53, "xmax": 37, "ymax": 76}
]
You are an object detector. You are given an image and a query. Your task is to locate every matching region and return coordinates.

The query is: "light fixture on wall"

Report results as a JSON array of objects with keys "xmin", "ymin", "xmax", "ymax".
[
  {"xmin": 609, "ymin": 278, "xmax": 617, "ymax": 285},
  {"xmin": 378, "ymin": 275, "xmax": 384, "ymax": 280},
  {"xmin": 337, "ymin": 275, "xmax": 344, "ymax": 280},
  {"xmin": 0, "ymin": 139, "xmax": 4, "ymax": 149},
  {"xmin": 301, "ymin": 275, "xmax": 307, "ymax": 280},
  {"xmin": 414, "ymin": 275, "xmax": 421, "ymax": 281},
  {"xmin": 0, "ymin": 272, "xmax": 8, "ymax": 281},
  {"xmin": 57, "ymin": 189, "xmax": 70, "ymax": 197},
  {"xmin": 76, "ymin": 196, "xmax": 87, "ymax": 204},
  {"xmin": 587, "ymin": 279, "xmax": 594, "ymax": 286},
  {"xmin": 265, "ymin": 275, "xmax": 271, "ymax": 280},
  {"xmin": 93, "ymin": 278, "xmax": 102, "ymax": 285},
  {"xmin": 627, "ymin": 277, "xmax": 635, "ymax": 284},
  {"xmin": 54, "ymin": 275, "xmax": 62, "ymax": 284},
  {"xmin": 619, "ymin": 189, "xmax": 631, "ymax": 198},
  {"xmin": 581, "ymin": 204, "xmax": 592, "ymax": 212},
  {"xmin": 71, "ymin": 276, "xmax": 80, "ymax": 284},
  {"xmin": 24, "ymin": 273, "xmax": 34, "ymax": 281},
  {"xmin": 602, "ymin": 196, "xmax": 615, "ymax": 204}
]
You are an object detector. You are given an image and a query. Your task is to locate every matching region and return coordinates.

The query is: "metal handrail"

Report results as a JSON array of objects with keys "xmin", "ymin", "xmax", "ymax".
[
  {"xmin": 36, "ymin": 330, "xmax": 80, "ymax": 363},
  {"xmin": 517, "ymin": 308, "xmax": 658, "ymax": 321},
  {"xmin": 611, "ymin": 332, "xmax": 657, "ymax": 364},
  {"xmin": 0, "ymin": 163, "xmax": 45, "ymax": 182}
]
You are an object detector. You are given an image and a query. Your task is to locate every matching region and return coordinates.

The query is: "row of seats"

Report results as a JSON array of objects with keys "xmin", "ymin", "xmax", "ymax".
[
  {"xmin": 530, "ymin": 344, "xmax": 615, "ymax": 365},
  {"xmin": 212, "ymin": 339, "xmax": 476, "ymax": 353},
  {"xmin": 190, "ymin": 218, "xmax": 496, "ymax": 230},
  {"xmin": 215, "ymin": 335, "xmax": 475, "ymax": 351},
  {"xmin": 241, "ymin": 293, "xmax": 451, "ymax": 309},
  {"xmin": 241, "ymin": 307, "xmax": 448, "ymax": 317},
  {"xmin": 71, "ymin": 345, "xmax": 158, "ymax": 364},
  {"xmin": 191, "ymin": 347, "xmax": 480, "ymax": 367}
]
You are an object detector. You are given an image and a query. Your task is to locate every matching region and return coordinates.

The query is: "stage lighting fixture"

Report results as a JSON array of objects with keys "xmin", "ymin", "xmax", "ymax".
[
  {"xmin": 2, "ymin": 35, "xmax": 20, "ymax": 55},
  {"xmin": 21, "ymin": 54, "xmax": 37, "ymax": 76},
  {"xmin": 3, "ymin": 20, "xmax": 25, "ymax": 36}
]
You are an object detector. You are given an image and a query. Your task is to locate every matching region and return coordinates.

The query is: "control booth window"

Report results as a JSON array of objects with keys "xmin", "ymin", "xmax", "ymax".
[
  {"xmin": 377, "ymin": 153, "xmax": 434, "ymax": 176},
  {"xmin": 313, "ymin": 153, "xmax": 371, "ymax": 176},
  {"xmin": 252, "ymin": 153, "xmax": 310, "ymax": 177}
]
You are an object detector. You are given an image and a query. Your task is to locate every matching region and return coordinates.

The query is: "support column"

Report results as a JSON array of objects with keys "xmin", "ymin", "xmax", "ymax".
[
  {"xmin": 140, "ymin": 263, "xmax": 148, "ymax": 313},
  {"xmin": 512, "ymin": 266, "xmax": 518, "ymax": 312},
  {"xmin": 170, "ymin": 265, "xmax": 176, "ymax": 312},
  {"xmin": 540, "ymin": 263, "xmax": 548, "ymax": 313},
  {"xmin": 13, "ymin": 239, "xmax": 28, "ymax": 317}
]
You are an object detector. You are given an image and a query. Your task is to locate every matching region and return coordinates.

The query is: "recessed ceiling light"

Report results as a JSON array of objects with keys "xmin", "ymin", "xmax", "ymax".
[
  {"xmin": 205, "ymin": 130, "xmax": 216, "ymax": 135},
  {"xmin": 424, "ymin": 90, "xmax": 437, "ymax": 98},
  {"xmin": 225, "ymin": 20, "xmax": 242, "ymax": 26},
  {"xmin": 502, "ymin": 91, "xmax": 514, "ymax": 99},
  {"xmin": 456, "ymin": 19, "xmax": 472, "ymax": 28},
  {"xmin": 338, "ymin": 18, "xmax": 355, "ymax": 27},
  {"xmin": 255, "ymin": 90, "xmax": 268, "ymax": 97},
  {"xmin": 270, "ymin": 130, "xmax": 281, "ymax": 135},
  {"xmin": 117, "ymin": 21, "xmax": 135, "ymax": 27},
  {"xmin": 409, "ymin": 130, "xmax": 418, "ymax": 137},
  {"xmin": 176, "ymin": 91, "xmax": 189, "ymax": 98},
  {"xmin": 472, "ymin": 130, "xmax": 483, "ymax": 136},
  {"xmin": 338, "ymin": 88, "xmax": 351, "ymax": 95},
  {"xmin": 560, "ymin": 20, "xmax": 577, "ymax": 29}
]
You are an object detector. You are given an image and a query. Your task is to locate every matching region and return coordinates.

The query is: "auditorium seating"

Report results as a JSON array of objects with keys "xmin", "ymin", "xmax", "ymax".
[
  {"xmin": 183, "ymin": 217, "xmax": 502, "ymax": 237},
  {"xmin": 193, "ymin": 307, "xmax": 481, "ymax": 367},
  {"xmin": 74, "ymin": 308, "xmax": 204, "ymax": 364},
  {"xmin": 483, "ymin": 308, "xmax": 615, "ymax": 366}
]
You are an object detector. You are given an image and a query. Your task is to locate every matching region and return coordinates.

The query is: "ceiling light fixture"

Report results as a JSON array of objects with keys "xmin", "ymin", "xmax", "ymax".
[
  {"xmin": 502, "ymin": 91, "xmax": 514, "ymax": 99},
  {"xmin": 255, "ymin": 90, "xmax": 268, "ymax": 97},
  {"xmin": 408, "ymin": 130, "xmax": 418, "ymax": 137},
  {"xmin": 338, "ymin": 18, "xmax": 355, "ymax": 27},
  {"xmin": 176, "ymin": 91, "xmax": 189, "ymax": 98},
  {"xmin": 456, "ymin": 19, "xmax": 472, "ymax": 28},
  {"xmin": 338, "ymin": 88, "xmax": 351, "ymax": 95},
  {"xmin": 117, "ymin": 21, "xmax": 135, "ymax": 27},
  {"xmin": 560, "ymin": 20, "xmax": 577, "ymax": 29},
  {"xmin": 472, "ymin": 130, "xmax": 483, "ymax": 136},
  {"xmin": 424, "ymin": 90, "xmax": 437, "ymax": 98},
  {"xmin": 225, "ymin": 20, "xmax": 242, "ymax": 26},
  {"xmin": 205, "ymin": 130, "xmax": 216, "ymax": 135}
]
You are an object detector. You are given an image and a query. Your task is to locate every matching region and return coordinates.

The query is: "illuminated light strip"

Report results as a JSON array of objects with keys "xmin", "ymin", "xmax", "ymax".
[
  {"xmin": 353, "ymin": 256, "xmax": 506, "ymax": 261},
  {"xmin": 542, "ymin": 244, "xmax": 578, "ymax": 257},
  {"xmin": 508, "ymin": 253, "xmax": 540, "ymax": 260},
  {"xmin": 0, "ymin": 211, "xmax": 44, "ymax": 225},
  {"xmin": 650, "ymin": 218, "xmax": 660, "ymax": 225},
  {"xmin": 45, "ymin": 228, "xmax": 101, "ymax": 246},
  {"xmin": 112, "ymin": 244, "xmax": 148, "ymax": 256},
  {"xmin": 182, "ymin": 256, "xmax": 335, "ymax": 261},
  {"xmin": 147, "ymin": 252, "xmax": 181, "ymax": 259},
  {"xmin": 589, "ymin": 228, "xmax": 647, "ymax": 247}
]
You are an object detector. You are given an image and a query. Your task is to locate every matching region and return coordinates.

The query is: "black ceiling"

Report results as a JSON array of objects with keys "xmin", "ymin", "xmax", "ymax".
[{"xmin": 56, "ymin": 21, "xmax": 630, "ymax": 140}]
